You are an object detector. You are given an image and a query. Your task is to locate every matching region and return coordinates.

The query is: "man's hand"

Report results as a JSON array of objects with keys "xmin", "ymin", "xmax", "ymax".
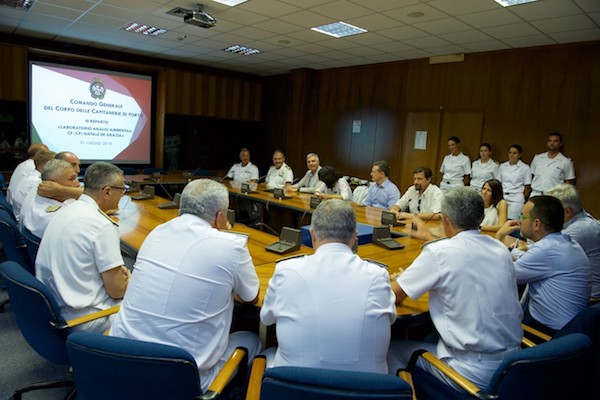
[{"xmin": 495, "ymin": 220, "xmax": 520, "ymax": 241}]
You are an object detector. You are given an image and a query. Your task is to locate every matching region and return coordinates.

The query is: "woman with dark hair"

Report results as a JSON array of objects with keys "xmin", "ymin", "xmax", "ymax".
[
  {"xmin": 439, "ymin": 136, "xmax": 471, "ymax": 193},
  {"xmin": 496, "ymin": 144, "xmax": 532, "ymax": 219},
  {"xmin": 314, "ymin": 166, "xmax": 352, "ymax": 201},
  {"xmin": 480, "ymin": 179, "xmax": 508, "ymax": 232},
  {"xmin": 470, "ymin": 143, "xmax": 499, "ymax": 193}
]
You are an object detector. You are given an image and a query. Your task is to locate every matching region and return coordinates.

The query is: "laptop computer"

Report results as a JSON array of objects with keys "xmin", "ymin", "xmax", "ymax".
[
  {"xmin": 381, "ymin": 210, "xmax": 406, "ymax": 227},
  {"xmin": 158, "ymin": 193, "xmax": 181, "ymax": 209},
  {"xmin": 131, "ymin": 185, "xmax": 155, "ymax": 200},
  {"xmin": 372, "ymin": 225, "xmax": 405, "ymax": 250},
  {"xmin": 273, "ymin": 188, "xmax": 292, "ymax": 200},
  {"xmin": 240, "ymin": 182, "xmax": 259, "ymax": 194},
  {"xmin": 265, "ymin": 226, "xmax": 302, "ymax": 255}
]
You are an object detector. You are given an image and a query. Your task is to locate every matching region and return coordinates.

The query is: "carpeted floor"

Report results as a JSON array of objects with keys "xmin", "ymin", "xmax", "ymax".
[{"xmin": 0, "ymin": 288, "xmax": 73, "ymax": 400}]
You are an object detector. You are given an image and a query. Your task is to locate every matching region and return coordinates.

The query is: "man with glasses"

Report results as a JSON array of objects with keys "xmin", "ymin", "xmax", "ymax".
[
  {"xmin": 36, "ymin": 162, "xmax": 131, "ymax": 334},
  {"xmin": 496, "ymin": 195, "xmax": 590, "ymax": 335},
  {"xmin": 390, "ymin": 166, "xmax": 443, "ymax": 221}
]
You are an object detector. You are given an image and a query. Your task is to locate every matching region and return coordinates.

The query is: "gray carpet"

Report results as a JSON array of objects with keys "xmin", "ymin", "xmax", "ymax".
[{"xmin": 0, "ymin": 288, "xmax": 73, "ymax": 400}]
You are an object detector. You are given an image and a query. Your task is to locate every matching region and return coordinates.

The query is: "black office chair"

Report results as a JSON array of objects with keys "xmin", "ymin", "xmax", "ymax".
[
  {"xmin": 142, "ymin": 167, "xmax": 166, "ymax": 175},
  {"xmin": 0, "ymin": 261, "xmax": 120, "ymax": 400},
  {"xmin": 0, "ymin": 208, "xmax": 32, "ymax": 273},
  {"xmin": 406, "ymin": 333, "xmax": 592, "ymax": 400},
  {"xmin": 0, "ymin": 189, "xmax": 17, "ymax": 221},
  {"xmin": 120, "ymin": 167, "xmax": 137, "ymax": 175},
  {"xmin": 246, "ymin": 356, "xmax": 413, "ymax": 400},
  {"xmin": 66, "ymin": 331, "xmax": 248, "ymax": 400}
]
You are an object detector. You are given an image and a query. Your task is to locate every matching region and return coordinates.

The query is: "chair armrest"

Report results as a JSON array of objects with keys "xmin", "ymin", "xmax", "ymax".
[
  {"xmin": 245, "ymin": 356, "xmax": 266, "ymax": 400},
  {"xmin": 410, "ymin": 351, "xmax": 498, "ymax": 399},
  {"xmin": 201, "ymin": 347, "xmax": 248, "ymax": 400},
  {"xmin": 522, "ymin": 323, "xmax": 552, "ymax": 342},
  {"xmin": 51, "ymin": 305, "xmax": 121, "ymax": 330},
  {"xmin": 397, "ymin": 370, "xmax": 417, "ymax": 400},
  {"xmin": 521, "ymin": 337, "xmax": 536, "ymax": 348}
]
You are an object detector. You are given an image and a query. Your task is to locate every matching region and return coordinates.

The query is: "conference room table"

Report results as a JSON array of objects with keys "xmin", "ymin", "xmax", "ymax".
[{"xmin": 115, "ymin": 183, "xmax": 431, "ymax": 318}]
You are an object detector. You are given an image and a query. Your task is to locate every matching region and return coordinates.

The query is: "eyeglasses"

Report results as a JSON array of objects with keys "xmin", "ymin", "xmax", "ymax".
[
  {"xmin": 519, "ymin": 213, "xmax": 530, "ymax": 221},
  {"xmin": 108, "ymin": 186, "xmax": 126, "ymax": 196}
]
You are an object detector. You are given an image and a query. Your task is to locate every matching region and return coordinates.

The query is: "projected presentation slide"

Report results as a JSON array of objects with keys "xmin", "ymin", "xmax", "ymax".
[{"xmin": 30, "ymin": 61, "xmax": 153, "ymax": 164}]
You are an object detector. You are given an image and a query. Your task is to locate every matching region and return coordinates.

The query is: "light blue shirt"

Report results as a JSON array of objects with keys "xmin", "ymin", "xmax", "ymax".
[
  {"xmin": 515, "ymin": 232, "xmax": 591, "ymax": 330},
  {"xmin": 563, "ymin": 212, "xmax": 600, "ymax": 299},
  {"xmin": 364, "ymin": 178, "xmax": 400, "ymax": 209}
]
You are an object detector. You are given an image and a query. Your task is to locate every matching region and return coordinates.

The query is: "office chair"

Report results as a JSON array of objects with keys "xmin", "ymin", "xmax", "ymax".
[
  {"xmin": 0, "ymin": 261, "xmax": 120, "ymax": 400},
  {"xmin": 0, "ymin": 189, "xmax": 17, "ymax": 221},
  {"xmin": 120, "ymin": 167, "xmax": 137, "ymax": 175},
  {"xmin": 142, "ymin": 167, "xmax": 166, "ymax": 175},
  {"xmin": 66, "ymin": 331, "xmax": 248, "ymax": 400},
  {"xmin": 192, "ymin": 169, "xmax": 211, "ymax": 177},
  {"xmin": 0, "ymin": 171, "xmax": 7, "ymax": 190},
  {"xmin": 20, "ymin": 226, "xmax": 41, "ymax": 266},
  {"xmin": 0, "ymin": 208, "xmax": 31, "ymax": 273},
  {"xmin": 245, "ymin": 356, "xmax": 413, "ymax": 400},
  {"xmin": 406, "ymin": 332, "xmax": 592, "ymax": 400}
]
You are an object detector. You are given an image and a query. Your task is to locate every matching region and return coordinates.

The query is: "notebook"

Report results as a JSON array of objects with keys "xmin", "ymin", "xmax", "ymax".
[
  {"xmin": 158, "ymin": 193, "xmax": 180, "ymax": 209},
  {"xmin": 372, "ymin": 225, "xmax": 405, "ymax": 250},
  {"xmin": 131, "ymin": 185, "xmax": 155, "ymax": 200},
  {"xmin": 265, "ymin": 226, "xmax": 302, "ymax": 255}
]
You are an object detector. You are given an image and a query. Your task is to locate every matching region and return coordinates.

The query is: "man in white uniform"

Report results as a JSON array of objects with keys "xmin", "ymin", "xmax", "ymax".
[
  {"xmin": 265, "ymin": 150, "xmax": 293, "ymax": 189},
  {"xmin": 289, "ymin": 152, "xmax": 321, "ymax": 194},
  {"xmin": 19, "ymin": 159, "xmax": 80, "ymax": 238},
  {"xmin": 6, "ymin": 143, "xmax": 48, "ymax": 204},
  {"xmin": 546, "ymin": 184, "xmax": 600, "ymax": 302},
  {"xmin": 389, "ymin": 187, "xmax": 522, "ymax": 389},
  {"xmin": 225, "ymin": 148, "xmax": 259, "ymax": 182},
  {"xmin": 110, "ymin": 179, "xmax": 261, "ymax": 394},
  {"xmin": 37, "ymin": 152, "xmax": 84, "ymax": 202},
  {"xmin": 391, "ymin": 167, "xmax": 443, "ymax": 221},
  {"xmin": 12, "ymin": 150, "xmax": 56, "ymax": 220},
  {"xmin": 530, "ymin": 132, "xmax": 575, "ymax": 196},
  {"xmin": 36, "ymin": 162, "xmax": 131, "ymax": 334},
  {"xmin": 261, "ymin": 199, "xmax": 396, "ymax": 373},
  {"xmin": 439, "ymin": 136, "xmax": 471, "ymax": 193}
]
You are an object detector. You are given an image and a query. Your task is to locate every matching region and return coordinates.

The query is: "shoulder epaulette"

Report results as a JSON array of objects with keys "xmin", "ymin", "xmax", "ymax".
[
  {"xmin": 45, "ymin": 205, "xmax": 61, "ymax": 213},
  {"xmin": 421, "ymin": 236, "xmax": 448, "ymax": 249},
  {"xmin": 98, "ymin": 209, "xmax": 119, "ymax": 226}
]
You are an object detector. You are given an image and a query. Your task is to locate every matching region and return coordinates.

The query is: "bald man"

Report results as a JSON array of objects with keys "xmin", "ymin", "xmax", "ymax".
[{"xmin": 6, "ymin": 143, "xmax": 48, "ymax": 204}]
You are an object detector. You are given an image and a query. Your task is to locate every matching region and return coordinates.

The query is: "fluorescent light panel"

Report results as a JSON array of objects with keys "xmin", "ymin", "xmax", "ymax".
[
  {"xmin": 311, "ymin": 21, "xmax": 367, "ymax": 38},
  {"xmin": 122, "ymin": 22, "xmax": 167, "ymax": 36},
  {"xmin": 494, "ymin": 0, "xmax": 537, "ymax": 7},
  {"xmin": 212, "ymin": 0, "xmax": 247, "ymax": 6},
  {"xmin": 224, "ymin": 45, "xmax": 261, "ymax": 56}
]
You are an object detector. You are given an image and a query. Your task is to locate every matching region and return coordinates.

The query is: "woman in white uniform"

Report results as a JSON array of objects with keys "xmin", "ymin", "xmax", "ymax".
[
  {"xmin": 496, "ymin": 145, "xmax": 532, "ymax": 220},
  {"xmin": 314, "ymin": 166, "xmax": 352, "ymax": 201},
  {"xmin": 439, "ymin": 136, "xmax": 471, "ymax": 193},
  {"xmin": 480, "ymin": 178, "xmax": 508, "ymax": 232},
  {"xmin": 471, "ymin": 143, "xmax": 499, "ymax": 193}
]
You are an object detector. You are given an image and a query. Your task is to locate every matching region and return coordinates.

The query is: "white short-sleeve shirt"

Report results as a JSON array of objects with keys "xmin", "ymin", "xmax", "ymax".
[
  {"xmin": 530, "ymin": 152, "xmax": 575, "ymax": 194},
  {"xmin": 226, "ymin": 161, "xmax": 259, "ymax": 182},
  {"xmin": 35, "ymin": 194, "xmax": 124, "ymax": 321},
  {"xmin": 470, "ymin": 159, "xmax": 499, "ymax": 192},
  {"xmin": 266, "ymin": 163, "xmax": 294, "ymax": 189}
]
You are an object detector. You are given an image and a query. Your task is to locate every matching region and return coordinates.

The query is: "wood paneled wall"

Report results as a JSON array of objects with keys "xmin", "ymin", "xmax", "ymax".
[{"xmin": 267, "ymin": 41, "xmax": 600, "ymax": 216}]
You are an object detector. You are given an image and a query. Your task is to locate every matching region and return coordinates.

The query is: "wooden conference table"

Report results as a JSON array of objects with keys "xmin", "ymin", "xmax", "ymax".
[{"xmin": 116, "ymin": 180, "xmax": 430, "ymax": 317}]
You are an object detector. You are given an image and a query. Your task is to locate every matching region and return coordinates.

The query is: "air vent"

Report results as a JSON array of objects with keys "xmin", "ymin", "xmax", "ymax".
[{"xmin": 166, "ymin": 7, "xmax": 190, "ymax": 17}]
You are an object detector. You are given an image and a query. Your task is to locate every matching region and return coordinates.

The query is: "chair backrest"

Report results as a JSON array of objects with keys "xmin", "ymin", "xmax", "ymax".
[
  {"xmin": 0, "ymin": 260, "xmax": 70, "ymax": 365},
  {"xmin": 21, "ymin": 226, "xmax": 41, "ymax": 266},
  {"xmin": 489, "ymin": 333, "xmax": 592, "ymax": 400},
  {"xmin": 0, "ymin": 208, "xmax": 33, "ymax": 273},
  {"xmin": 120, "ymin": 167, "xmax": 137, "ymax": 175},
  {"xmin": 142, "ymin": 167, "xmax": 166, "ymax": 175},
  {"xmin": 66, "ymin": 331, "xmax": 202, "ymax": 400},
  {"xmin": 261, "ymin": 366, "xmax": 413, "ymax": 400},
  {"xmin": 0, "ymin": 189, "xmax": 17, "ymax": 221},
  {"xmin": 352, "ymin": 185, "xmax": 369, "ymax": 205}
]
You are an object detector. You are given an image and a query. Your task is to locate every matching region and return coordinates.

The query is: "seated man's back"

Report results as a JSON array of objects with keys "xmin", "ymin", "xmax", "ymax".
[{"xmin": 261, "ymin": 200, "xmax": 396, "ymax": 373}]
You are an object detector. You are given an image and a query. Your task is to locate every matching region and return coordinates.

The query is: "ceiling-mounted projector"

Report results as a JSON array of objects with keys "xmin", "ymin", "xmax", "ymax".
[{"xmin": 184, "ymin": 5, "xmax": 217, "ymax": 28}]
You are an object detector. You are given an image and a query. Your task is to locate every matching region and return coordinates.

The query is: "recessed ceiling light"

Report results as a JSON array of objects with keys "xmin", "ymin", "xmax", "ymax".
[
  {"xmin": 0, "ymin": 0, "xmax": 35, "ymax": 11},
  {"xmin": 494, "ymin": 0, "xmax": 537, "ymax": 7},
  {"xmin": 224, "ymin": 45, "xmax": 261, "ymax": 56},
  {"xmin": 212, "ymin": 0, "xmax": 247, "ymax": 6},
  {"xmin": 311, "ymin": 21, "xmax": 367, "ymax": 38},
  {"xmin": 407, "ymin": 11, "xmax": 425, "ymax": 18},
  {"xmin": 121, "ymin": 22, "xmax": 167, "ymax": 36}
]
